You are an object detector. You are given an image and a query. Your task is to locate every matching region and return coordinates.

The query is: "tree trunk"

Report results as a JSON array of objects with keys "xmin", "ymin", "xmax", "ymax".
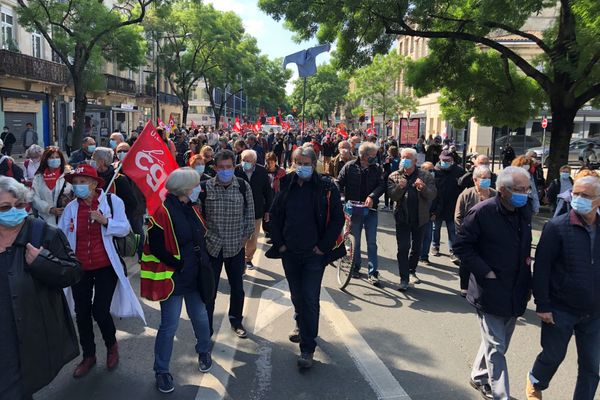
[
  {"xmin": 182, "ymin": 100, "xmax": 189, "ymax": 125},
  {"xmin": 546, "ymin": 106, "xmax": 577, "ymax": 183},
  {"xmin": 72, "ymin": 78, "xmax": 87, "ymax": 149}
]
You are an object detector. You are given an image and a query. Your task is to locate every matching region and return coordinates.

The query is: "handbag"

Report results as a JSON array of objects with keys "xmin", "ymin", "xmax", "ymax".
[{"xmin": 106, "ymin": 193, "xmax": 139, "ymax": 258}]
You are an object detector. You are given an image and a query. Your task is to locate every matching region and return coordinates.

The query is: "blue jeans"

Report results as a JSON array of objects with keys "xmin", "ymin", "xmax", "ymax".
[
  {"xmin": 530, "ymin": 309, "xmax": 600, "ymax": 399},
  {"xmin": 282, "ymin": 252, "xmax": 326, "ymax": 354},
  {"xmin": 432, "ymin": 215, "xmax": 456, "ymax": 253},
  {"xmin": 350, "ymin": 209, "xmax": 379, "ymax": 276},
  {"xmin": 420, "ymin": 221, "xmax": 433, "ymax": 260},
  {"xmin": 154, "ymin": 291, "xmax": 211, "ymax": 373}
]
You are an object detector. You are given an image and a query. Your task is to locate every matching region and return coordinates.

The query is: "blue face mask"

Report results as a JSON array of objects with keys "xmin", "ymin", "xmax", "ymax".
[
  {"xmin": 189, "ymin": 185, "xmax": 202, "ymax": 203},
  {"xmin": 296, "ymin": 165, "xmax": 313, "ymax": 180},
  {"xmin": 117, "ymin": 151, "xmax": 127, "ymax": 161},
  {"xmin": 47, "ymin": 158, "xmax": 61, "ymax": 169},
  {"xmin": 194, "ymin": 165, "xmax": 205, "ymax": 175},
  {"xmin": 109, "ymin": 140, "xmax": 117, "ymax": 149},
  {"xmin": 400, "ymin": 158, "xmax": 413, "ymax": 169},
  {"xmin": 367, "ymin": 156, "xmax": 377, "ymax": 165},
  {"xmin": 571, "ymin": 195, "xmax": 593, "ymax": 215},
  {"xmin": 560, "ymin": 172, "xmax": 571, "ymax": 180},
  {"xmin": 510, "ymin": 192, "xmax": 528, "ymax": 208},
  {"xmin": 242, "ymin": 161, "xmax": 254, "ymax": 171},
  {"xmin": 479, "ymin": 178, "xmax": 491, "ymax": 190},
  {"xmin": 89, "ymin": 160, "xmax": 97, "ymax": 169},
  {"xmin": 439, "ymin": 161, "xmax": 451, "ymax": 169},
  {"xmin": 217, "ymin": 168, "xmax": 234, "ymax": 183},
  {"xmin": 87, "ymin": 145, "xmax": 96, "ymax": 153},
  {"xmin": 0, "ymin": 207, "xmax": 28, "ymax": 227},
  {"xmin": 73, "ymin": 184, "xmax": 91, "ymax": 199}
]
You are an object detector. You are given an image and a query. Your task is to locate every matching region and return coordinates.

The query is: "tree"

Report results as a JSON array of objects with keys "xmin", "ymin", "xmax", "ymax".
[
  {"xmin": 145, "ymin": 1, "xmax": 240, "ymax": 124},
  {"xmin": 16, "ymin": 0, "xmax": 154, "ymax": 147},
  {"xmin": 350, "ymin": 53, "xmax": 417, "ymax": 132},
  {"xmin": 258, "ymin": 0, "xmax": 600, "ymax": 180},
  {"xmin": 288, "ymin": 63, "xmax": 348, "ymax": 125}
]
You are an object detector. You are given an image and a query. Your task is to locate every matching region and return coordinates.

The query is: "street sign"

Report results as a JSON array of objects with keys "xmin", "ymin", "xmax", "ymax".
[{"xmin": 541, "ymin": 116, "xmax": 548, "ymax": 129}]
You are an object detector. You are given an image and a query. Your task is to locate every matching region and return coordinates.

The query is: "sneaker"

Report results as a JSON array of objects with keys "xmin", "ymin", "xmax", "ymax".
[
  {"xmin": 246, "ymin": 261, "xmax": 255, "ymax": 271},
  {"xmin": 231, "ymin": 324, "xmax": 248, "ymax": 338},
  {"xmin": 73, "ymin": 356, "xmax": 96, "ymax": 378},
  {"xmin": 432, "ymin": 247, "xmax": 441, "ymax": 257},
  {"xmin": 297, "ymin": 352, "xmax": 314, "ymax": 369},
  {"xmin": 198, "ymin": 352, "xmax": 212, "ymax": 373},
  {"xmin": 397, "ymin": 281, "xmax": 409, "ymax": 292},
  {"xmin": 106, "ymin": 342, "xmax": 119, "ymax": 371},
  {"xmin": 450, "ymin": 254, "xmax": 460, "ymax": 265},
  {"xmin": 288, "ymin": 327, "xmax": 301, "ymax": 343},
  {"xmin": 410, "ymin": 273, "xmax": 422, "ymax": 284},
  {"xmin": 419, "ymin": 258, "xmax": 432, "ymax": 266},
  {"xmin": 155, "ymin": 372, "xmax": 174, "ymax": 393},
  {"xmin": 351, "ymin": 269, "xmax": 361, "ymax": 279},
  {"xmin": 469, "ymin": 380, "xmax": 492, "ymax": 399},
  {"xmin": 526, "ymin": 375, "xmax": 543, "ymax": 399},
  {"xmin": 367, "ymin": 274, "xmax": 380, "ymax": 286},
  {"xmin": 460, "ymin": 289, "xmax": 468, "ymax": 298}
]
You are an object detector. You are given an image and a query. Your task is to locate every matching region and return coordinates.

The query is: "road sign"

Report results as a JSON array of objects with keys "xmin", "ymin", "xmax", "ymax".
[{"xmin": 541, "ymin": 117, "xmax": 548, "ymax": 129}]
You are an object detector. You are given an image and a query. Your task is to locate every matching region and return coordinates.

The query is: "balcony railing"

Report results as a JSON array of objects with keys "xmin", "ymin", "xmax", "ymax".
[
  {"xmin": 0, "ymin": 49, "xmax": 69, "ymax": 85},
  {"xmin": 158, "ymin": 91, "xmax": 181, "ymax": 105},
  {"xmin": 105, "ymin": 74, "xmax": 136, "ymax": 94},
  {"xmin": 137, "ymin": 84, "xmax": 156, "ymax": 98}
]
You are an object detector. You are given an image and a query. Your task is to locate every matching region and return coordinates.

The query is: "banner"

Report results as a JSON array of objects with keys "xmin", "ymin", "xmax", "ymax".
[
  {"xmin": 400, "ymin": 118, "xmax": 420, "ymax": 145},
  {"xmin": 233, "ymin": 117, "xmax": 242, "ymax": 132},
  {"xmin": 121, "ymin": 121, "xmax": 178, "ymax": 215}
]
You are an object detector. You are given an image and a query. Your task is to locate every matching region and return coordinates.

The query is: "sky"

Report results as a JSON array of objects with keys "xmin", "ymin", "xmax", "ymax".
[{"xmin": 205, "ymin": 0, "xmax": 331, "ymax": 94}]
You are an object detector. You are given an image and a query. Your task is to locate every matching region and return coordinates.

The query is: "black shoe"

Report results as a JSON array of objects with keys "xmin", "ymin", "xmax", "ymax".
[
  {"xmin": 266, "ymin": 239, "xmax": 273, "ymax": 244},
  {"xmin": 367, "ymin": 274, "xmax": 380, "ymax": 287},
  {"xmin": 156, "ymin": 372, "xmax": 174, "ymax": 393},
  {"xmin": 246, "ymin": 261, "xmax": 255, "ymax": 271},
  {"xmin": 432, "ymin": 247, "xmax": 441, "ymax": 257},
  {"xmin": 351, "ymin": 269, "xmax": 361, "ymax": 279},
  {"xmin": 288, "ymin": 327, "xmax": 300, "ymax": 343},
  {"xmin": 450, "ymin": 254, "xmax": 460, "ymax": 265},
  {"xmin": 397, "ymin": 281, "xmax": 409, "ymax": 292},
  {"xmin": 419, "ymin": 258, "xmax": 432, "ymax": 266},
  {"xmin": 410, "ymin": 273, "xmax": 422, "ymax": 284},
  {"xmin": 469, "ymin": 380, "xmax": 492, "ymax": 399},
  {"xmin": 198, "ymin": 352, "xmax": 212, "ymax": 373},
  {"xmin": 297, "ymin": 352, "xmax": 314, "ymax": 369},
  {"xmin": 231, "ymin": 324, "xmax": 248, "ymax": 338}
]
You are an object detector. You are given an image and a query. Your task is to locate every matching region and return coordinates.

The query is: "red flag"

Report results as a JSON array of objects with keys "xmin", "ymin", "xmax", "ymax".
[
  {"xmin": 121, "ymin": 121, "xmax": 178, "ymax": 216},
  {"xmin": 253, "ymin": 119, "xmax": 262, "ymax": 132},
  {"xmin": 169, "ymin": 114, "xmax": 176, "ymax": 129},
  {"xmin": 370, "ymin": 114, "xmax": 375, "ymax": 133},
  {"xmin": 233, "ymin": 117, "xmax": 242, "ymax": 132},
  {"xmin": 269, "ymin": 116, "xmax": 276, "ymax": 125},
  {"xmin": 190, "ymin": 120, "xmax": 197, "ymax": 129},
  {"xmin": 277, "ymin": 109, "xmax": 283, "ymax": 124}
]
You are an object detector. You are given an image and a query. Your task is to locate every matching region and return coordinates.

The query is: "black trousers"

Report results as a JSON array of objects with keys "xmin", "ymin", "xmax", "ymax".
[
  {"xmin": 72, "ymin": 266, "xmax": 118, "ymax": 358},
  {"xmin": 207, "ymin": 248, "xmax": 245, "ymax": 335},
  {"xmin": 395, "ymin": 223, "xmax": 424, "ymax": 282}
]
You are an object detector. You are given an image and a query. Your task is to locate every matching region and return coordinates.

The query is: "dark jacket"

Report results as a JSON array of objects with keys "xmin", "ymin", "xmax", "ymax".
[
  {"xmin": 235, "ymin": 164, "xmax": 273, "ymax": 220},
  {"xmin": 267, "ymin": 172, "xmax": 344, "ymax": 265},
  {"xmin": 387, "ymin": 167, "xmax": 437, "ymax": 227},
  {"xmin": 431, "ymin": 164, "xmax": 465, "ymax": 219},
  {"xmin": 425, "ymin": 143, "xmax": 443, "ymax": 164},
  {"xmin": 98, "ymin": 165, "xmax": 142, "ymax": 221},
  {"xmin": 453, "ymin": 196, "xmax": 533, "ymax": 318},
  {"xmin": 0, "ymin": 156, "xmax": 24, "ymax": 181},
  {"xmin": 328, "ymin": 153, "xmax": 355, "ymax": 178},
  {"xmin": 8, "ymin": 218, "xmax": 82, "ymax": 396},
  {"xmin": 337, "ymin": 159, "xmax": 386, "ymax": 208},
  {"xmin": 68, "ymin": 148, "xmax": 92, "ymax": 167},
  {"xmin": 251, "ymin": 143, "xmax": 265, "ymax": 165},
  {"xmin": 533, "ymin": 211, "xmax": 600, "ymax": 316}
]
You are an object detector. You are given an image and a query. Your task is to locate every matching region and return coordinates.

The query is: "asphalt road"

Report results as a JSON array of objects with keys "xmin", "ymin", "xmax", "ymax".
[{"xmin": 35, "ymin": 210, "xmax": 596, "ymax": 400}]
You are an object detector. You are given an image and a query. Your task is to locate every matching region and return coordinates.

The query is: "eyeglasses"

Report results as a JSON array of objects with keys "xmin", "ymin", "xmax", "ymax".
[
  {"xmin": 509, "ymin": 187, "xmax": 531, "ymax": 195},
  {"xmin": 0, "ymin": 203, "xmax": 28, "ymax": 212}
]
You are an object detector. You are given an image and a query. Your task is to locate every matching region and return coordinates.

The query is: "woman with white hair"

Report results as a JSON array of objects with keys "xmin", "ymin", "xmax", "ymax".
[
  {"xmin": 0, "ymin": 176, "xmax": 81, "ymax": 399},
  {"xmin": 454, "ymin": 166, "xmax": 497, "ymax": 297},
  {"xmin": 140, "ymin": 168, "xmax": 212, "ymax": 394},
  {"xmin": 23, "ymin": 144, "xmax": 44, "ymax": 181}
]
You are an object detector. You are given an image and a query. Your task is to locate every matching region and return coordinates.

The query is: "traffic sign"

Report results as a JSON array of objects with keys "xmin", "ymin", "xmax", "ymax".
[{"xmin": 541, "ymin": 116, "xmax": 548, "ymax": 129}]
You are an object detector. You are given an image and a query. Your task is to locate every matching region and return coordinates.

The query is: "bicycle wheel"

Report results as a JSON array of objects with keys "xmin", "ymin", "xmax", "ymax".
[{"xmin": 336, "ymin": 235, "xmax": 354, "ymax": 290}]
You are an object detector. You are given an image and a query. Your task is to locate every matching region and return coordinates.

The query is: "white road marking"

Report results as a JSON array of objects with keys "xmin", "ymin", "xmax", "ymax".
[
  {"xmin": 254, "ymin": 279, "xmax": 292, "ymax": 333},
  {"xmin": 321, "ymin": 288, "xmax": 412, "ymax": 400}
]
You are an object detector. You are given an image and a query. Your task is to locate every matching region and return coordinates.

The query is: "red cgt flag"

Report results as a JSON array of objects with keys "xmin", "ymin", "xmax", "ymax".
[
  {"xmin": 121, "ymin": 121, "xmax": 178, "ymax": 216},
  {"xmin": 233, "ymin": 117, "xmax": 242, "ymax": 132}
]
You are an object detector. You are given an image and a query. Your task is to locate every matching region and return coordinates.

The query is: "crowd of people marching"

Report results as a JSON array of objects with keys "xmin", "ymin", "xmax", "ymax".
[{"xmin": 0, "ymin": 123, "xmax": 598, "ymax": 400}]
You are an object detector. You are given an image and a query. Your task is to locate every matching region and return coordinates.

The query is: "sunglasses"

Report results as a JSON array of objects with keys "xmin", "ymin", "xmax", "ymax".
[{"xmin": 0, "ymin": 203, "xmax": 28, "ymax": 212}]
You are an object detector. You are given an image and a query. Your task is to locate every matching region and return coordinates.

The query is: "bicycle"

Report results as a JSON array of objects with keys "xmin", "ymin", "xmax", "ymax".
[{"xmin": 332, "ymin": 201, "xmax": 368, "ymax": 290}]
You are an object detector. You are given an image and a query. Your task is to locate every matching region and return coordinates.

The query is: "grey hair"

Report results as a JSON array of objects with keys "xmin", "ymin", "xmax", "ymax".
[
  {"xmin": 0, "ymin": 176, "xmax": 32, "ymax": 203},
  {"xmin": 165, "ymin": 167, "xmax": 200, "ymax": 196},
  {"xmin": 576, "ymin": 176, "xmax": 600, "ymax": 197},
  {"xmin": 292, "ymin": 146, "xmax": 317, "ymax": 167},
  {"xmin": 358, "ymin": 142, "xmax": 379, "ymax": 157},
  {"xmin": 496, "ymin": 166, "xmax": 530, "ymax": 190},
  {"xmin": 241, "ymin": 149, "xmax": 257, "ymax": 162},
  {"xmin": 400, "ymin": 147, "xmax": 417, "ymax": 158},
  {"xmin": 473, "ymin": 166, "xmax": 492, "ymax": 179},
  {"xmin": 93, "ymin": 147, "xmax": 114, "ymax": 166},
  {"xmin": 110, "ymin": 132, "xmax": 124, "ymax": 141},
  {"xmin": 25, "ymin": 144, "xmax": 43, "ymax": 159}
]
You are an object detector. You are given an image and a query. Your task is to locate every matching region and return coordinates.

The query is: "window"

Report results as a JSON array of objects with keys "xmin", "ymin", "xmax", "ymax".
[
  {"xmin": 1, "ymin": 8, "xmax": 14, "ymax": 49},
  {"xmin": 32, "ymin": 32, "xmax": 42, "ymax": 58}
]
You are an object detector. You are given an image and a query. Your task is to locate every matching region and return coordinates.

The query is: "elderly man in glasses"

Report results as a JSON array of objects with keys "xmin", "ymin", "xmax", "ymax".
[{"xmin": 453, "ymin": 166, "xmax": 534, "ymax": 400}]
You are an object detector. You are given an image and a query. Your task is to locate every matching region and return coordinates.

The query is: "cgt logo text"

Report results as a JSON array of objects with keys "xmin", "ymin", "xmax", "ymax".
[{"xmin": 135, "ymin": 149, "xmax": 168, "ymax": 192}]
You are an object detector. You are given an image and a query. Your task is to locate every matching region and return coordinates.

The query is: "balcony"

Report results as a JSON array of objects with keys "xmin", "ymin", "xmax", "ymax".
[
  {"xmin": 0, "ymin": 49, "xmax": 69, "ymax": 85},
  {"xmin": 158, "ymin": 91, "xmax": 181, "ymax": 105},
  {"xmin": 137, "ymin": 84, "xmax": 156, "ymax": 98},
  {"xmin": 104, "ymin": 74, "xmax": 136, "ymax": 94}
]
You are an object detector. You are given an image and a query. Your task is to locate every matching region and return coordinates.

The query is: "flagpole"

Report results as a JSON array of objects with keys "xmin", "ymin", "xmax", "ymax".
[
  {"xmin": 302, "ymin": 77, "xmax": 307, "ymax": 136},
  {"xmin": 98, "ymin": 163, "xmax": 123, "ymax": 204}
]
